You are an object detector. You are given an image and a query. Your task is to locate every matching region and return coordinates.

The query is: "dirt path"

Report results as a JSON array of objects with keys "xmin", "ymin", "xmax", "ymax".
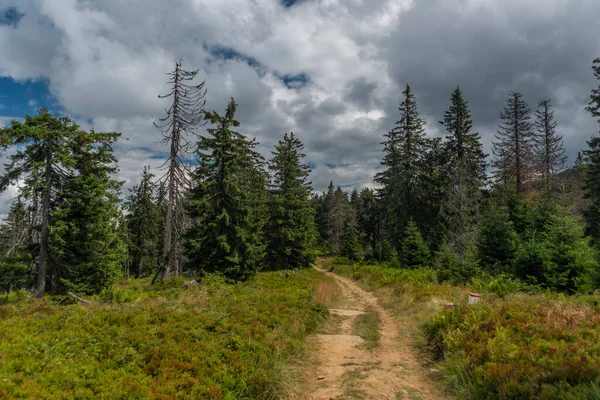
[{"xmin": 305, "ymin": 267, "xmax": 446, "ymax": 400}]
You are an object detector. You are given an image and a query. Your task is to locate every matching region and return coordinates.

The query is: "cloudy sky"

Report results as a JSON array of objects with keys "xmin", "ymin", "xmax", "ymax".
[{"xmin": 0, "ymin": 0, "xmax": 599, "ymax": 214}]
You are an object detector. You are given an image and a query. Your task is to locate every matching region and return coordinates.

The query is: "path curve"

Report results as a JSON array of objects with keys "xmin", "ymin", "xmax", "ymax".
[{"xmin": 306, "ymin": 266, "xmax": 446, "ymax": 400}]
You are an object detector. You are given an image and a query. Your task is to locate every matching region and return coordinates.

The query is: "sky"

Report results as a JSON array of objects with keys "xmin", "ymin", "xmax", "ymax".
[{"xmin": 0, "ymin": 0, "xmax": 599, "ymax": 215}]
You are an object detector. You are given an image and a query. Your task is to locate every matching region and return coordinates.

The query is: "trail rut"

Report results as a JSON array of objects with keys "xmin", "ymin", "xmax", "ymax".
[{"xmin": 305, "ymin": 267, "xmax": 446, "ymax": 400}]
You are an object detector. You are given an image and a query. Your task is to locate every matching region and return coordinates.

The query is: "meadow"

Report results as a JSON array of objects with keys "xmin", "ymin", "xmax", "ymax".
[{"xmin": 0, "ymin": 270, "xmax": 337, "ymax": 400}]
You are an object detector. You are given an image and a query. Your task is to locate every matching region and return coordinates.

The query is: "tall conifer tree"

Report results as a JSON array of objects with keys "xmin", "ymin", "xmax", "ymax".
[
  {"xmin": 265, "ymin": 132, "xmax": 315, "ymax": 270},
  {"xmin": 492, "ymin": 92, "xmax": 534, "ymax": 194},
  {"xmin": 185, "ymin": 98, "xmax": 267, "ymax": 281},
  {"xmin": 356, "ymin": 188, "xmax": 380, "ymax": 252},
  {"xmin": 439, "ymin": 87, "xmax": 487, "ymax": 256},
  {"xmin": 533, "ymin": 99, "xmax": 567, "ymax": 190},
  {"xmin": 126, "ymin": 167, "xmax": 161, "ymax": 278},
  {"xmin": 375, "ymin": 84, "xmax": 427, "ymax": 249},
  {"xmin": 0, "ymin": 110, "xmax": 125, "ymax": 295},
  {"xmin": 327, "ymin": 186, "xmax": 349, "ymax": 254},
  {"xmin": 51, "ymin": 129, "xmax": 125, "ymax": 294},
  {"xmin": 583, "ymin": 58, "xmax": 600, "ymax": 243},
  {"xmin": 0, "ymin": 110, "xmax": 78, "ymax": 297}
]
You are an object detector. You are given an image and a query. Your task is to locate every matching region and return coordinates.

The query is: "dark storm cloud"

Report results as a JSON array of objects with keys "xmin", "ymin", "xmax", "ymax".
[
  {"xmin": 383, "ymin": 0, "xmax": 600, "ymax": 160},
  {"xmin": 317, "ymin": 97, "xmax": 347, "ymax": 116},
  {"xmin": 344, "ymin": 77, "xmax": 379, "ymax": 109}
]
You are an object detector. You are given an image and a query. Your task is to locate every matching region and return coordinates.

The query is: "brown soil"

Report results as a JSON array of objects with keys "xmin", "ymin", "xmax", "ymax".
[{"xmin": 304, "ymin": 267, "xmax": 447, "ymax": 400}]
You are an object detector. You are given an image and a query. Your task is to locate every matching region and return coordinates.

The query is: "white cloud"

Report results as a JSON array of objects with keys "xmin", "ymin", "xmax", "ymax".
[{"xmin": 0, "ymin": 0, "xmax": 598, "ymax": 217}]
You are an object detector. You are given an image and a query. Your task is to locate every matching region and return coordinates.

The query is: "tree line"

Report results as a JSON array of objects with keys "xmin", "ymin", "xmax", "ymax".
[
  {"xmin": 1, "ymin": 58, "xmax": 600, "ymax": 296},
  {"xmin": 314, "ymin": 59, "xmax": 600, "ymax": 293},
  {"xmin": 0, "ymin": 62, "xmax": 315, "ymax": 297}
]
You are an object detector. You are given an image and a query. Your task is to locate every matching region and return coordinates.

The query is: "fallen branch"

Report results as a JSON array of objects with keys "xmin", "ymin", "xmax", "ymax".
[{"xmin": 67, "ymin": 291, "xmax": 91, "ymax": 304}]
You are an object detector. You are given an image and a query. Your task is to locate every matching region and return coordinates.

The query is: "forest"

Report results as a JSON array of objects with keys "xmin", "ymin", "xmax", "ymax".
[
  {"xmin": 2, "ymin": 59, "xmax": 600, "ymax": 297},
  {"xmin": 1, "ymin": 57, "xmax": 600, "ymax": 399}
]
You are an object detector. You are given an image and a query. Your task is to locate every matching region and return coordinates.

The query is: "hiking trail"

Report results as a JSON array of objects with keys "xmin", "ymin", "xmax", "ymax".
[{"xmin": 304, "ymin": 265, "xmax": 447, "ymax": 400}]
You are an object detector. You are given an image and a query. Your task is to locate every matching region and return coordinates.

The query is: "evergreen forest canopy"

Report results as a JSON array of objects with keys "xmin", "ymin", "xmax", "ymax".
[{"xmin": 2, "ymin": 58, "xmax": 600, "ymax": 297}]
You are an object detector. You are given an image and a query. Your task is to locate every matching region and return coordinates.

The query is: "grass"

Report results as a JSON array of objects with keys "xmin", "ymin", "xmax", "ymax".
[
  {"xmin": 323, "ymin": 257, "xmax": 600, "ymax": 400},
  {"xmin": 353, "ymin": 305, "xmax": 381, "ymax": 350},
  {"xmin": 0, "ymin": 269, "xmax": 337, "ymax": 399}
]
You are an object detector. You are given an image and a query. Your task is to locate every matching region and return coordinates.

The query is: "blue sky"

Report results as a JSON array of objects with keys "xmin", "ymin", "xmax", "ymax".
[
  {"xmin": 0, "ymin": 6, "xmax": 23, "ymax": 27},
  {"xmin": 0, "ymin": 77, "xmax": 56, "ymax": 119}
]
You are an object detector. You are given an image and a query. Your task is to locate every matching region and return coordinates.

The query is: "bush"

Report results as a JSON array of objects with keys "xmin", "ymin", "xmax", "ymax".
[
  {"xmin": 424, "ymin": 296, "xmax": 600, "ymax": 399},
  {"xmin": 469, "ymin": 273, "xmax": 537, "ymax": 298},
  {"xmin": 99, "ymin": 286, "xmax": 137, "ymax": 304}
]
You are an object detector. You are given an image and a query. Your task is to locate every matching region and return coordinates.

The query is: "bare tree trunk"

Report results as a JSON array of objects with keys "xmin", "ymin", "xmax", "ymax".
[
  {"xmin": 161, "ymin": 158, "xmax": 176, "ymax": 280},
  {"xmin": 35, "ymin": 154, "xmax": 52, "ymax": 298},
  {"xmin": 154, "ymin": 61, "xmax": 205, "ymax": 283},
  {"xmin": 160, "ymin": 64, "xmax": 180, "ymax": 281},
  {"xmin": 28, "ymin": 192, "xmax": 39, "ymax": 285}
]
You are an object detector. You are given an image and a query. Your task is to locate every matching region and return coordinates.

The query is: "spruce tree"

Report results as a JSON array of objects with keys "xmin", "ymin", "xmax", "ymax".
[
  {"xmin": 356, "ymin": 188, "xmax": 380, "ymax": 253},
  {"xmin": 51, "ymin": 129, "xmax": 125, "ymax": 294},
  {"xmin": 340, "ymin": 219, "xmax": 361, "ymax": 261},
  {"xmin": 327, "ymin": 186, "xmax": 349, "ymax": 254},
  {"xmin": 439, "ymin": 87, "xmax": 487, "ymax": 257},
  {"xmin": 477, "ymin": 201, "xmax": 519, "ymax": 273},
  {"xmin": 375, "ymin": 84, "xmax": 427, "ymax": 249},
  {"xmin": 533, "ymin": 99, "xmax": 567, "ymax": 190},
  {"xmin": 185, "ymin": 98, "xmax": 267, "ymax": 281},
  {"xmin": 0, "ymin": 110, "xmax": 78, "ymax": 297},
  {"xmin": 420, "ymin": 136, "xmax": 449, "ymax": 249},
  {"xmin": 0, "ymin": 111, "xmax": 126, "ymax": 295},
  {"xmin": 265, "ymin": 132, "xmax": 315, "ymax": 270},
  {"xmin": 126, "ymin": 167, "xmax": 161, "ymax": 278},
  {"xmin": 349, "ymin": 188, "xmax": 359, "ymax": 209},
  {"xmin": 583, "ymin": 58, "xmax": 600, "ymax": 243},
  {"xmin": 492, "ymin": 92, "xmax": 534, "ymax": 194},
  {"xmin": 399, "ymin": 219, "xmax": 430, "ymax": 268},
  {"xmin": 315, "ymin": 182, "xmax": 335, "ymax": 249}
]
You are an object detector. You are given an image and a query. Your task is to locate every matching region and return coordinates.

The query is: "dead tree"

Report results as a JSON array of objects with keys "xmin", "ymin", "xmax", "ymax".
[{"xmin": 152, "ymin": 60, "xmax": 206, "ymax": 282}]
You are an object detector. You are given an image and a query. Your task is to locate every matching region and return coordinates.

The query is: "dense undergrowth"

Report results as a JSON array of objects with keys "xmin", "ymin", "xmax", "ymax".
[
  {"xmin": 325, "ymin": 258, "xmax": 600, "ymax": 400},
  {"xmin": 0, "ymin": 270, "xmax": 335, "ymax": 399}
]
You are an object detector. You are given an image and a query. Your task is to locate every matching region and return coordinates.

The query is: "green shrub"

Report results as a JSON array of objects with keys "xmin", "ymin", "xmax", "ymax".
[
  {"xmin": 469, "ymin": 273, "xmax": 537, "ymax": 298},
  {"xmin": 99, "ymin": 286, "xmax": 137, "ymax": 304},
  {"xmin": 424, "ymin": 296, "xmax": 600, "ymax": 399},
  {"xmin": 0, "ymin": 270, "xmax": 332, "ymax": 399}
]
